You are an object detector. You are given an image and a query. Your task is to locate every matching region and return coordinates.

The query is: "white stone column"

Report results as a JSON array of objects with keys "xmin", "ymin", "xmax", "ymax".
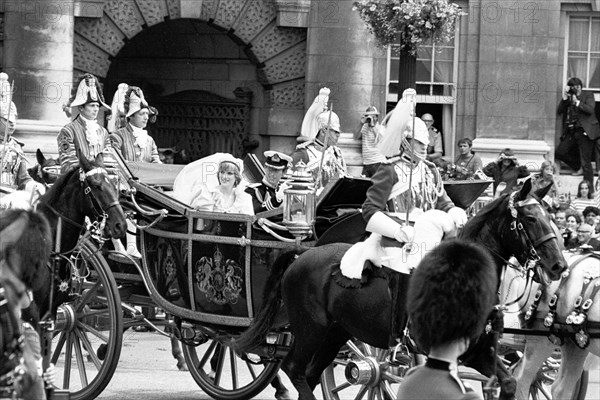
[{"xmin": 3, "ymin": 0, "xmax": 75, "ymax": 157}]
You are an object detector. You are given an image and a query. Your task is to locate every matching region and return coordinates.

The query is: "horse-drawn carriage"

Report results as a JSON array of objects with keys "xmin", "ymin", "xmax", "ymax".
[{"xmin": 22, "ymin": 151, "xmax": 595, "ymax": 400}]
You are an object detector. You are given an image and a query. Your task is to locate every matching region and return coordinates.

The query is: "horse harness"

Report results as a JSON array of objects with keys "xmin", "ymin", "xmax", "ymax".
[{"xmin": 520, "ymin": 252, "xmax": 600, "ymax": 349}]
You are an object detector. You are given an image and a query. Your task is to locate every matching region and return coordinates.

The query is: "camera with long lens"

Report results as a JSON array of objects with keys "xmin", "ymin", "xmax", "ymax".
[
  {"xmin": 361, "ymin": 115, "xmax": 376, "ymax": 127},
  {"xmin": 567, "ymin": 86, "xmax": 578, "ymax": 96}
]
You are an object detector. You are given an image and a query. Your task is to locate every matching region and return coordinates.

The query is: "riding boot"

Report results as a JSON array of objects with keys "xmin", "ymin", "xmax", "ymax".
[
  {"xmin": 389, "ymin": 271, "xmax": 410, "ymax": 347},
  {"xmin": 126, "ymin": 219, "xmax": 141, "ymax": 258}
]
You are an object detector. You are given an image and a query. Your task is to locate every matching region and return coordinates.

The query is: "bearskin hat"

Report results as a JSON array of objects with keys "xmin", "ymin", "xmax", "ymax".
[{"xmin": 406, "ymin": 239, "xmax": 498, "ymax": 353}]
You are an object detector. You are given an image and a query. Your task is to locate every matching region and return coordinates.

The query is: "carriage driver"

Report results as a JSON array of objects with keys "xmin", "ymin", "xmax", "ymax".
[
  {"xmin": 245, "ymin": 150, "xmax": 293, "ymax": 213},
  {"xmin": 340, "ymin": 88, "xmax": 467, "ymax": 341},
  {"xmin": 0, "ymin": 72, "xmax": 45, "ymax": 199},
  {"xmin": 58, "ymin": 73, "xmax": 113, "ymax": 174}
]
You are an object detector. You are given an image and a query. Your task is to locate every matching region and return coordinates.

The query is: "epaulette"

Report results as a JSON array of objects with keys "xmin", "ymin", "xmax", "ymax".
[
  {"xmin": 296, "ymin": 140, "xmax": 315, "ymax": 150},
  {"xmin": 248, "ymin": 182, "xmax": 262, "ymax": 188}
]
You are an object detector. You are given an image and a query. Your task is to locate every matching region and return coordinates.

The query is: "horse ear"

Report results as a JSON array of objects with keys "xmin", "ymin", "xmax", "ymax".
[
  {"xmin": 516, "ymin": 178, "xmax": 533, "ymax": 201},
  {"xmin": 36, "ymin": 148, "xmax": 46, "ymax": 165},
  {"xmin": 0, "ymin": 213, "xmax": 28, "ymax": 256},
  {"xmin": 533, "ymin": 181, "xmax": 553, "ymax": 201},
  {"xmin": 95, "ymin": 152, "xmax": 105, "ymax": 167}
]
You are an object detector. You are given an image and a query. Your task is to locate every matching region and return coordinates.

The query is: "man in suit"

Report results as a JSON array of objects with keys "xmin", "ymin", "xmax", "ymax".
[{"xmin": 557, "ymin": 77, "xmax": 600, "ymax": 190}]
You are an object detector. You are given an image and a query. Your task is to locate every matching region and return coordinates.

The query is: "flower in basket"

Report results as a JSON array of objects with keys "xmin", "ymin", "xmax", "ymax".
[{"xmin": 353, "ymin": 0, "xmax": 466, "ymax": 54}]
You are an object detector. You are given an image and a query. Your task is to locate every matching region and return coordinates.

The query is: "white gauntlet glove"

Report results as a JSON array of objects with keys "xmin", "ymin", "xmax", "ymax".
[
  {"xmin": 275, "ymin": 181, "xmax": 289, "ymax": 203},
  {"xmin": 366, "ymin": 211, "xmax": 414, "ymax": 243},
  {"xmin": 447, "ymin": 207, "xmax": 468, "ymax": 229}
]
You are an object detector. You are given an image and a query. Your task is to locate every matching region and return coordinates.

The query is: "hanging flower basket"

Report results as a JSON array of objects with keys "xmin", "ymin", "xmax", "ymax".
[{"xmin": 353, "ymin": 0, "xmax": 466, "ymax": 55}]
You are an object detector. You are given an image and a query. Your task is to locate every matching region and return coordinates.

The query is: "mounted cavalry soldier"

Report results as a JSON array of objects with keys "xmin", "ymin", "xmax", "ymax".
[
  {"xmin": 340, "ymin": 88, "xmax": 468, "ymax": 342},
  {"xmin": 58, "ymin": 73, "xmax": 112, "ymax": 174},
  {"xmin": 291, "ymin": 87, "xmax": 347, "ymax": 192},
  {"xmin": 0, "ymin": 72, "xmax": 45, "ymax": 208},
  {"xmin": 245, "ymin": 150, "xmax": 292, "ymax": 213}
]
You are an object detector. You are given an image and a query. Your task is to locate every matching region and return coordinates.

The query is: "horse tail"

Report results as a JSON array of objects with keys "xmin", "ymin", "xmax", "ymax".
[{"xmin": 234, "ymin": 247, "xmax": 307, "ymax": 353}]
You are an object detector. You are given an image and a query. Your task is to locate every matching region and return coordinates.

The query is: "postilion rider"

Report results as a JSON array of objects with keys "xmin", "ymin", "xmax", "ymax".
[
  {"xmin": 245, "ymin": 150, "xmax": 293, "ymax": 213},
  {"xmin": 340, "ymin": 88, "xmax": 468, "ymax": 341}
]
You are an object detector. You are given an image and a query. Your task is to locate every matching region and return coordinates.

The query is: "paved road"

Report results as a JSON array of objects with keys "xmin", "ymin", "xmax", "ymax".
[{"xmin": 96, "ymin": 332, "xmax": 599, "ymax": 400}]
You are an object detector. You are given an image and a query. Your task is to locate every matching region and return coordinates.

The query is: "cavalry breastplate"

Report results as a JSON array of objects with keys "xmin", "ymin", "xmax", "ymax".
[
  {"xmin": 387, "ymin": 162, "xmax": 439, "ymax": 219},
  {"xmin": 0, "ymin": 143, "xmax": 22, "ymax": 186}
]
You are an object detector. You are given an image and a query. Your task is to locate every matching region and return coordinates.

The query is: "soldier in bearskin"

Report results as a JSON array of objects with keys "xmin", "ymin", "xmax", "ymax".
[
  {"xmin": 0, "ymin": 72, "xmax": 44, "ymax": 198},
  {"xmin": 57, "ymin": 73, "xmax": 112, "ymax": 174},
  {"xmin": 398, "ymin": 240, "xmax": 497, "ymax": 399},
  {"xmin": 245, "ymin": 150, "xmax": 292, "ymax": 213}
]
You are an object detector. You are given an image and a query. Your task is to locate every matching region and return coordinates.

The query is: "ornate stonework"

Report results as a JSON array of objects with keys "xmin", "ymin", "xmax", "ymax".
[
  {"xmin": 73, "ymin": 0, "xmax": 307, "ymax": 115},
  {"xmin": 249, "ymin": 23, "xmax": 306, "ymax": 62},
  {"xmin": 213, "ymin": 0, "xmax": 246, "ymax": 29},
  {"xmin": 232, "ymin": 0, "xmax": 276, "ymax": 44},
  {"xmin": 73, "ymin": 36, "xmax": 111, "ymax": 77},
  {"xmin": 166, "ymin": 0, "xmax": 181, "ymax": 19},
  {"xmin": 103, "ymin": 0, "xmax": 144, "ymax": 39},
  {"xmin": 262, "ymin": 43, "xmax": 306, "ymax": 84},
  {"xmin": 270, "ymin": 81, "xmax": 305, "ymax": 108},
  {"xmin": 75, "ymin": 17, "xmax": 125, "ymax": 56},
  {"xmin": 136, "ymin": 0, "xmax": 168, "ymax": 27}
]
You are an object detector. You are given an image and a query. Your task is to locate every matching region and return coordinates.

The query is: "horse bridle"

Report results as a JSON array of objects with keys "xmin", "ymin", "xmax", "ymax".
[
  {"xmin": 507, "ymin": 193, "xmax": 557, "ymax": 272},
  {"xmin": 79, "ymin": 167, "xmax": 121, "ymax": 216},
  {"xmin": 497, "ymin": 194, "xmax": 558, "ymax": 310}
]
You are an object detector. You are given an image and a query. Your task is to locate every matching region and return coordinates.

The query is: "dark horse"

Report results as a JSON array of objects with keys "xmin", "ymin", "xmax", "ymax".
[
  {"xmin": 28, "ymin": 152, "xmax": 127, "ymax": 322},
  {"xmin": 27, "ymin": 148, "xmax": 61, "ymax": 188},
  {"xmin": 0, "ymin": 209, "xmax": 53, "ymax": 399},
  {"xmin": 235, "ymin": 180, "xmax": 567, "ymax": 400}
]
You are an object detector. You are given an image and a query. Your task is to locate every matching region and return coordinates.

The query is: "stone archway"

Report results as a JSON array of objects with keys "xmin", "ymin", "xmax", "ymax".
[{"xmin": 73, "ymin": 0, "xmax": 308, "ymax": 143}]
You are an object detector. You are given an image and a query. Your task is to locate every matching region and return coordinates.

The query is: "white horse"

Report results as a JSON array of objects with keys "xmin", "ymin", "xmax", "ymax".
[{"xmin": 503, "ymin": 251, "xmax": 599, "ymax": 399}]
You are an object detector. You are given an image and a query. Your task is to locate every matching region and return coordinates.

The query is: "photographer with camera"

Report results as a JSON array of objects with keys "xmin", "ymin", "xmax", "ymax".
[
  {"xmin": 557, "ymin": 77, "xmax": 600, "ymax": 190},
  {"xmin": 355, "ymin": 106, "xmax": 386, "ymax": 177}
]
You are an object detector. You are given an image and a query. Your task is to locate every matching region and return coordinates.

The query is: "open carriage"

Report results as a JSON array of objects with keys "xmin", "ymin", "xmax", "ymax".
[
  {"xmin": 45, "ymin": 152, "xmax": 380, "ymax": 400},
  {"xmin": 44, "ymin": 155, "xmax": 590, "ymax": 400}
]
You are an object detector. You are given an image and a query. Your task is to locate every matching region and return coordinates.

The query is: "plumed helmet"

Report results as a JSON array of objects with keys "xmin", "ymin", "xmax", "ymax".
[
  {"xmin": 69, "ymin": 73, "xmax": 110, "ymax": 110},
  {"xmin": 316, "ymin": 110, "xmax": 341, "ymax": 133},
  {"xmin": 0, "ymin": 72, "xmax": 17, "ymax": 123},
  {"xmin": 377, "ymin": 88, "xmax": 418, "ymax": 157},
  {"xmin": 407, "ymin": 240, "xmax": 498, "ymax": 353},
  {"xmin": 405, "ymin": 117, "xmax": 429, "ymax": 146},
  {"xmin": 124, "ymin": 86, "xmax": 151, "ymax": 118},
  {"xmin": 107, "ymin": 83, "xmax": 129, "ymax": 132},
  {"xmin": 301, "ymin": 87, "xmax": 331, "ymax": 140}
]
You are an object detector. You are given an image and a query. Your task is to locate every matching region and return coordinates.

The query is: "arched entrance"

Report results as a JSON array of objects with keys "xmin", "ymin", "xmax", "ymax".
[{"xmin": 73, "ymin": 0, "xmax": 307, "ymax": 160}]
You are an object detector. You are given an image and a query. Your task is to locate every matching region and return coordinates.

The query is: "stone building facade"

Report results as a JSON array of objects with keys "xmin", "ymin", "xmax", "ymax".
[{"xmin": 0, "ymin": 0, "xmax": 599, "ymax": 172}]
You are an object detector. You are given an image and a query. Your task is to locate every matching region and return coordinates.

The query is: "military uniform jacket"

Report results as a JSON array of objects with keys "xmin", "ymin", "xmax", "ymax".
[
  {"xmin": 0, "ymin": 137, "xmax": 31, "ymax": 189},
  {"xmin": 291, "ymin": 141, "xmax": 346, "ymax": 188},
  {"xmin": 397, "ymin": 358, "xmax": 482, "ymax": 400},
  {"xmin": 245, "ymin": 181, "xmax": 281, "ymax": 213},
  {"xmin": 58, "ymin": 115, "xmax": 111, "ymax": 174},
  {"xmin": 110, "ymin": 124, "xmax": 161, "ymax": 163},
  {"xmin": 362, "ymin": 159, "xmax": 454, "ymax": 223}
]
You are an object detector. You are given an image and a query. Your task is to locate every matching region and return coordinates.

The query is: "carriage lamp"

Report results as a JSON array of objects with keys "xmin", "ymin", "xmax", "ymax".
[{"xmin": 283, "ymin": 161, "xmax": 316, "ymax": 243}]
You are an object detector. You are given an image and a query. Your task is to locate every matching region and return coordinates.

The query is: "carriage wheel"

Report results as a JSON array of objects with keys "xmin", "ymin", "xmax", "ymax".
[
  {"xmin": 51, "ymin": 239, "xmax": 123, "ymax": 400},
  {"xmin": 320, "ymin": 340, "xmax": 412, "ymax": 400},
  {"xmin": 182, "ymin": 337, "xmax": 282, "ymax": 400}
]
